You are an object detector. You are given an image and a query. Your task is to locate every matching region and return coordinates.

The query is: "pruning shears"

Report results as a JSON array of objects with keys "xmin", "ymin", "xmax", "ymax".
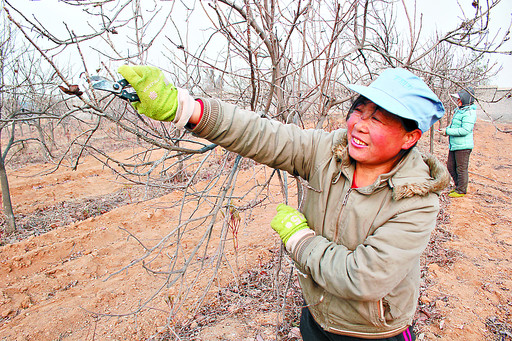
[{"xmin": 90, "ymin": 76, "xmax": 139, "ymax": 102}]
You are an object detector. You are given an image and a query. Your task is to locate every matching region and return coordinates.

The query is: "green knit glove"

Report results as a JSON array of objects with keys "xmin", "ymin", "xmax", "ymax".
[
  {"xmin": 118, "ymin": 65, "xmax": 178, "ymax": 121},
  {"xmin": 270, "ymin": 204, "xmax": 309, "ymax": 244}
]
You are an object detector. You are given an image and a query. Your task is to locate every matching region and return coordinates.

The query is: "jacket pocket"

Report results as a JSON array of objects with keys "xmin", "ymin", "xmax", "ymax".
[
  {"xmin": 300, "ymin": 276, "xmax": 325, "ymax": 307},
  {"xmin": 383, "ymin": 276, "xmax": 418, "ymax": 323},
  {"xmin": 328, "ymin": 295, "xmax": 389, "ymax": 328}
]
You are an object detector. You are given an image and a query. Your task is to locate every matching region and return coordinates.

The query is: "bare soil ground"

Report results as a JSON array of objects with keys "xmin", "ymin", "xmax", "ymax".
[{"xmin": 0, "ymin": 119, "xmax": 511, "ymax": 340}]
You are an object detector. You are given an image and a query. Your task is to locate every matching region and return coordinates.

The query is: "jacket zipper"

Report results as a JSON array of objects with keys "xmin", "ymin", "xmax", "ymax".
[{"xmin": 333, "ymin": 188, "xmax": 352, "ymax": 241}]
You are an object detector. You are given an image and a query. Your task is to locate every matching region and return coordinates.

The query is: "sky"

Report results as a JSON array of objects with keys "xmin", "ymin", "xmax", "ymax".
[
  {"xmin": 6, "ymin": 0, "xmax": 512, "ymax": 88},
  {"xmin": 411, "ymin": 0, "xmax": 512, "ymax": 87}
]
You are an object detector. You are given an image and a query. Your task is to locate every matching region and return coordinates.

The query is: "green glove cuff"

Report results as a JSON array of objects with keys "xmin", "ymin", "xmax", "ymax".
[
  {"xmin": 270, "ymin": 204, "xmax": 310, "ymax": 244},
  {"xmin": 118, "ymin": 65, "xmax": 178, "ymax": 121}
]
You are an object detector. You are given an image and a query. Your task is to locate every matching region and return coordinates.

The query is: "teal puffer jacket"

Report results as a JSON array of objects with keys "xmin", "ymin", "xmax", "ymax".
[{"xmin": 446, "ymin": 104, "xmax": 477, "ymax": 151}]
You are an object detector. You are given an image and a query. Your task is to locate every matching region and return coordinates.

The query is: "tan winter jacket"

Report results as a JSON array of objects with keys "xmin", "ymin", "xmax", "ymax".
[{"xmin": 191, "ymin": 98, "xmax": 450, "ymax": 339}]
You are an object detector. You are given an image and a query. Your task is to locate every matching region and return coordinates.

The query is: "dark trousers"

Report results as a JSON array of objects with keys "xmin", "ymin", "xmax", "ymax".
[
  {"xmin": 300, "ymin": 307, "xmax": 415, "ymax": 341},
  {"xmin": 447, "ymin": 149, "xmax": 472, "ymax": 194}
]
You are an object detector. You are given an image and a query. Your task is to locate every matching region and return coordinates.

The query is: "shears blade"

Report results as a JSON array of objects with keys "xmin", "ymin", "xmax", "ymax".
[{"xmin": 91, "ymin": 76, "xmax": 139, "ymax": 102}]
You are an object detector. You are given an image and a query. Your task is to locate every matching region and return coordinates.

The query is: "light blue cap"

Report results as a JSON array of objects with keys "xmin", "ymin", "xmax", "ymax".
[{"xmin": 346, "ymin": 68, "xmax": 445, "ymax": 132}]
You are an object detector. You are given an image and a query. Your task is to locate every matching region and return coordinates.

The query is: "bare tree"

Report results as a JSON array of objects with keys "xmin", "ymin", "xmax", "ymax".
[
  {"xmin": 3, "ymin": 0, "xmax": 511, "ymax": 337},
  {"xmin": 0, "ymin": 11, "xmax": 75, "ymax": 234},
  {"xmin": 0, "ymin": 15, "xmax": 17, "ymax": 234}
]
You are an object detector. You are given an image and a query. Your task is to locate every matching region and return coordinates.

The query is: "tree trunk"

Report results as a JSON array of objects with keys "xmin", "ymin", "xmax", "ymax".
[
  {"xmin": 430, "ymin": 126, "xmax": 435, "ymax": 154},
  {"xmin": 34, "ymin": 119, "xmax": 51, "ymax": 161},
  {"xmin": 0, "ymin": 152, "xmax": 16, "ymax": 234}
]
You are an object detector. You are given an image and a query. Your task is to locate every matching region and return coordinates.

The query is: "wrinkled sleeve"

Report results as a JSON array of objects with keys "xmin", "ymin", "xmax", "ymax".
[
  {"xmin": 293, "ymin": 194, "xmax": 438, "ymax": 301},
  {"xmin": 190, "ymin": 98, "xmax": 338, "ymax": 180}
]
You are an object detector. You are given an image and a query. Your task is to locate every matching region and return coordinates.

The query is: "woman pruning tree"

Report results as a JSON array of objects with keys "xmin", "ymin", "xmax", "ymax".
[{"xmin": 117, "ymin": 65, "xmax": 449, "ymax": 341}]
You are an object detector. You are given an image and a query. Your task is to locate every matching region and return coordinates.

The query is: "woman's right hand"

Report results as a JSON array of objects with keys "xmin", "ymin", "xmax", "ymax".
[{"xmin": 118, "ymin": 65, "xmax": 196, "ymax": 129}]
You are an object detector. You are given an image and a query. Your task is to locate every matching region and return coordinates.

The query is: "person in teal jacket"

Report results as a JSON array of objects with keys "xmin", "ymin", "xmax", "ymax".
[
  {"xmin": 440, "ymin": 88, "xmax": 477, "ymax": 197},
  {"xmin": 117, "ymin": 65, "xmax": 449, "ymax": 341}
]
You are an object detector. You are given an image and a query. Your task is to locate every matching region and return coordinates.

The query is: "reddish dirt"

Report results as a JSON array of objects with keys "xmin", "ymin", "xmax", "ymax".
[
  {"xmin": 415, "ymin": 121, "xmax": 512, "ymax": 341},
  {"xmin": 0, "ymin": 119, "xmax": 511, "ymax": 340}
]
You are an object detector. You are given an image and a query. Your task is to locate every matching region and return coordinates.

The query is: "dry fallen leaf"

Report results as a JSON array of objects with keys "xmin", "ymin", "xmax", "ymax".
[{"xmin": 58, "ymin": 85, "xmax": 83, "ymax": 96}]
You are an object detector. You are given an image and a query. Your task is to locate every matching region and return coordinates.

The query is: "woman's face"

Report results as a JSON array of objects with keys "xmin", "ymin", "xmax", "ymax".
[{"xmin": 347, "ymin": 99, "xmax": 420, "ymax": 172}]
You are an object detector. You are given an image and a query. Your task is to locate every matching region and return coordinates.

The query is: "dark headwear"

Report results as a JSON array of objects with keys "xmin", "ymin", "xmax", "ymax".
[{"xmin": 451, "ymin": 88, "xmax": 475, "ymax": 107}]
